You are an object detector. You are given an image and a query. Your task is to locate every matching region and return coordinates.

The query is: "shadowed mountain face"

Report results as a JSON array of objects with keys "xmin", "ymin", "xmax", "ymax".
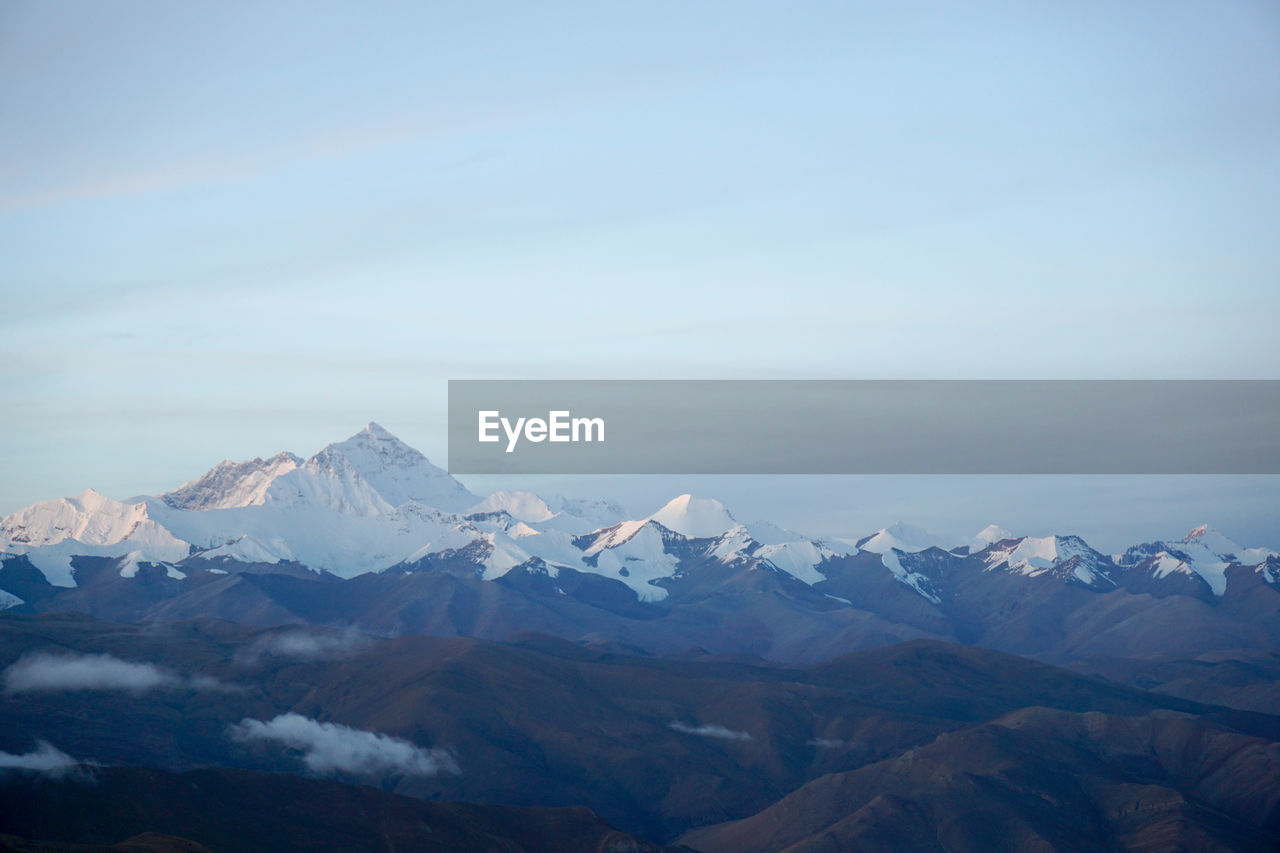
[
  {"xmin": 5, "ymin": 545, "xmax": 1278, "ymax": 669},
  {"xmin": 0, "ymin": 765, "xmax": 681, "ymax": 853},
  {"xmin": 679, "ymin": 707, "xmax": 1280, "ymax": 853},
  {"xmin": 1, "ymin": 615, "xmax": 1278, "ymax": 849},
  {"xmin": 0, "ymin": 832, "xmax": 210, "ymax": 853},
  {"xmin": 1068, "ymin": 650, "xmax": 1280, "ymax": 715}
]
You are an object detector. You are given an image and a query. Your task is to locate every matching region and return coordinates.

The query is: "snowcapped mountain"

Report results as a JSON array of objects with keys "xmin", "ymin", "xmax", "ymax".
[
  {"xmin": 0, "ymin": 424, "xmax": 482, "ymax": 582},
  {"xmin": 648, "ymin": 494, "xmax": 737, "ymax": 538},
  {"xmin": 161, "ymin": 452, "xmax": 303, "ymax": 510},
  {"xmin": 0, "ymin": 422, "xmax": 1276, "ymax": 665},
  {"xmin": 750, "ymin": 536, "xmax": 858, "ymax": 586},
  {"xmin": 0, "ymin": 489, "xmax": 191, "ymax": 586},
  {"xmin": 856, "ymin": 522, "xmax": 951, "ymax": 554},
  {"xmin": 983, "ymin": 534, "xmax": 1118, "ymax": 588},
  {"xmin": 1115, "ymin": 524, "xmax": 1277, "ymax": 596},
  {"xmin": 2, "ymin": 488, "xmax": 163, "ymax": 549},
  {"xmin": 159, "ymin": 422, "xmax": 478, "ymax": 520},
  {"xmin": 974, "ymin": 524, "xmax": 1014, "ymax": 547},
  {"xmin": 263, "ymin": 422, "xmax": 477, "ymax": 515}
]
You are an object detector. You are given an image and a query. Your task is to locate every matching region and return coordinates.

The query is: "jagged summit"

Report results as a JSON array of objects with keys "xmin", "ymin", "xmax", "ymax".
[
  {"xmin": 162, "ymin": 451, "xmax": 303, "ymax": 511},
  {"xmin": 1179, "ymin": 524, "xmax": 1243, "ymax": 557},
  {"xmin": 293, "ymin": 422, "xmax": 475, "ymax": 512},
  {"xmin": 159, "ymin": 424, "xmax": 477, "ymax": 519},
  {"xmin": 982, "ymin": 534, "xmax": 1117, "ymax": 588}
]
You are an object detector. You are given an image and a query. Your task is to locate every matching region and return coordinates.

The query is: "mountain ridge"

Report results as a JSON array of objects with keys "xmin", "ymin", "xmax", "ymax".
[{"xmin": 2, "ymin": 425, "xmax": 1277, "ymax": 667}]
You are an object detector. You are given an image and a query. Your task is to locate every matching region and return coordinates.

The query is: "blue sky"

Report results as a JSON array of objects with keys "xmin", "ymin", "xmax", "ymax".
[{"xmin": 1, "ymin": 2, "xmax": 1277, "ymax": 547}]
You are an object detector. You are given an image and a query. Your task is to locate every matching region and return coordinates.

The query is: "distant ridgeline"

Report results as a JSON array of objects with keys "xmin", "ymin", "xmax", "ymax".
[{"xmin": 1, "ymin": 423, "xmax": 1277, "ymax": 665}]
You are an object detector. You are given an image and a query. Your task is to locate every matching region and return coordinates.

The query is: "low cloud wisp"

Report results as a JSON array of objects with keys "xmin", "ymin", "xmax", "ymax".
[
  {"xmin": 808, "ymin": 737, "xmax": 848, "ymax": 749},
  {"xmin": 669, "ymin": 721, "xmax": 752, "ymax": 741},
  {"xmin": 0, "ymin": 741, "xmax": 84, "ymax": 777},
  {"xmin": 229, "ymin": 713, "xmax": 457, "ymax": 777},
  {"xmin": 3, "ymin": 652, "xmax": 232, "ymax": 693},
  {"xmin": 242, "ymin": 628, "xmax": 370, "ymax": 663},
  {"xmin": 5, "ymin": 652, "xmax": 177, "ymax": 692}
]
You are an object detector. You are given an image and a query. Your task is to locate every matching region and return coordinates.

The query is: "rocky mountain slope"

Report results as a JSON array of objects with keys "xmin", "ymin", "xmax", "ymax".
[{"xmin": 2, "ymin": 614, "xmax": 1279, "ymax": 849}]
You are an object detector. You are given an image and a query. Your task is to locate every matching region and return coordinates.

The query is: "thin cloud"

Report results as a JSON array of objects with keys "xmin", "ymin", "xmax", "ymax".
[
  {"xmin": 0, "ymin": 741, "xmax": 85, "ymax": 778},
  {"xmin": 229, "ymin": 713, "xmax": 457, "ymax": 777},
  {"xmin": 0, "ymin": 109, "xmax": 479, "ymax": 215},
  {"xmin": 3, "ymin": 652, "xmax": 232, "ymax": 693},
  {"xmin": 5, "ymin": 652, "xmax": 177, "ymax": 692},
  {"xmin": 669, "ymin": 721, "xmax": 752, "ymax": 741},
  {"xmin": 241, "ymin": 628, "xmax": 370, "ymax": 664}
]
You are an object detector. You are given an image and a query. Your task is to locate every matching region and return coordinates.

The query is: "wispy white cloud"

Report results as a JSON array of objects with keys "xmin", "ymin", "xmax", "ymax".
[
  {"xmin": 0, "ymin": 741, "xmax": 85, "ymax": 777},
  {"xmin": 3, "ymin": 652, "xmax": 233, "ymax": 693},
  {"xmin": 241, "ymin": 628, "xmax": 370, "ymax": 664},
  {"xmin": 669, "ymin": 721, "xmax": 752, "ymax": 741},
  {"xmin": 229, "ymin": 713, "xmax": 457, "ymax": 777},
  {"xmin": 5, "ymin": 652, "xmax": 176, "ymax": 692}
]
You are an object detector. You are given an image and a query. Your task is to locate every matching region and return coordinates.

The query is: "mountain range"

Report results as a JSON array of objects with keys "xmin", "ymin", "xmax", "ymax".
[{"xmin": 1, "ymin": 423, "xmax": 1277, "ymax": 666}]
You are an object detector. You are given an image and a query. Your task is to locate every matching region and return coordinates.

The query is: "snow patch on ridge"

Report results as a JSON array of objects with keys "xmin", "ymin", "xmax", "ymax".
[
  {"xmin": 758, "ymin": 539, "xmax": 857, "ymax": 586},
  {"xmin": 881, "ymin": 550, "xmax": 942, "ymax": 604},
  {"xmin": 468, "ymin": 491, "xmax": 554, "ymax": 523}
]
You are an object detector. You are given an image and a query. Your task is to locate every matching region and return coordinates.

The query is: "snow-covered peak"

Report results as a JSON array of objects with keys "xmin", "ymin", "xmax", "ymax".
[
  {"xmin": 1, "ymin": 489, "xmax": 151, "ymax": 549},
  {"xmin": 161, "ymin": 452, "xmax": 302, "ymax": 511},
  {"xmin": 757, "ymin": 538, "xmax": 857, "ymax": 586},
  {"xmin": 468, "ymin": 490, "xmax": 554, "ymax": 523},
  {"xmin": 360, "ymin": 421, "xmax": 395, "ymax": 439},
  {"xmin": 1178, "ymin": 524, "xmax": 1243, "ymax": 560},
  {"xmin": 509, "ymin": 521, "xmax": 540, "ymax": 538},
  {"xmin": 0, "ymin": 490, "xmax": 191, "ymax": 587},
  {"xmin": 648, "ymin": 494, "xmax": 737, "ymax": 539},
  {"xmin": 1116, "ymin": 525, "xmax": 1275, "ymax": 595},
  {"xmin": 985, "ymin": 535, "xmax": 1062, "ymax": 572},
  {"xmin": 975, "ymin": 524, "xmax": 1014, "ymax": 546},
  {"xmin": 983, "ymin": 534, "xmax": 1115, "ymax": 587},
  {"xmin": 858, "ymin": 522, "xmax": 942, "ymax": 554},
  {"xmin": 267, "ymin": 423, "xmax": 476, "ymax": 514}
]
